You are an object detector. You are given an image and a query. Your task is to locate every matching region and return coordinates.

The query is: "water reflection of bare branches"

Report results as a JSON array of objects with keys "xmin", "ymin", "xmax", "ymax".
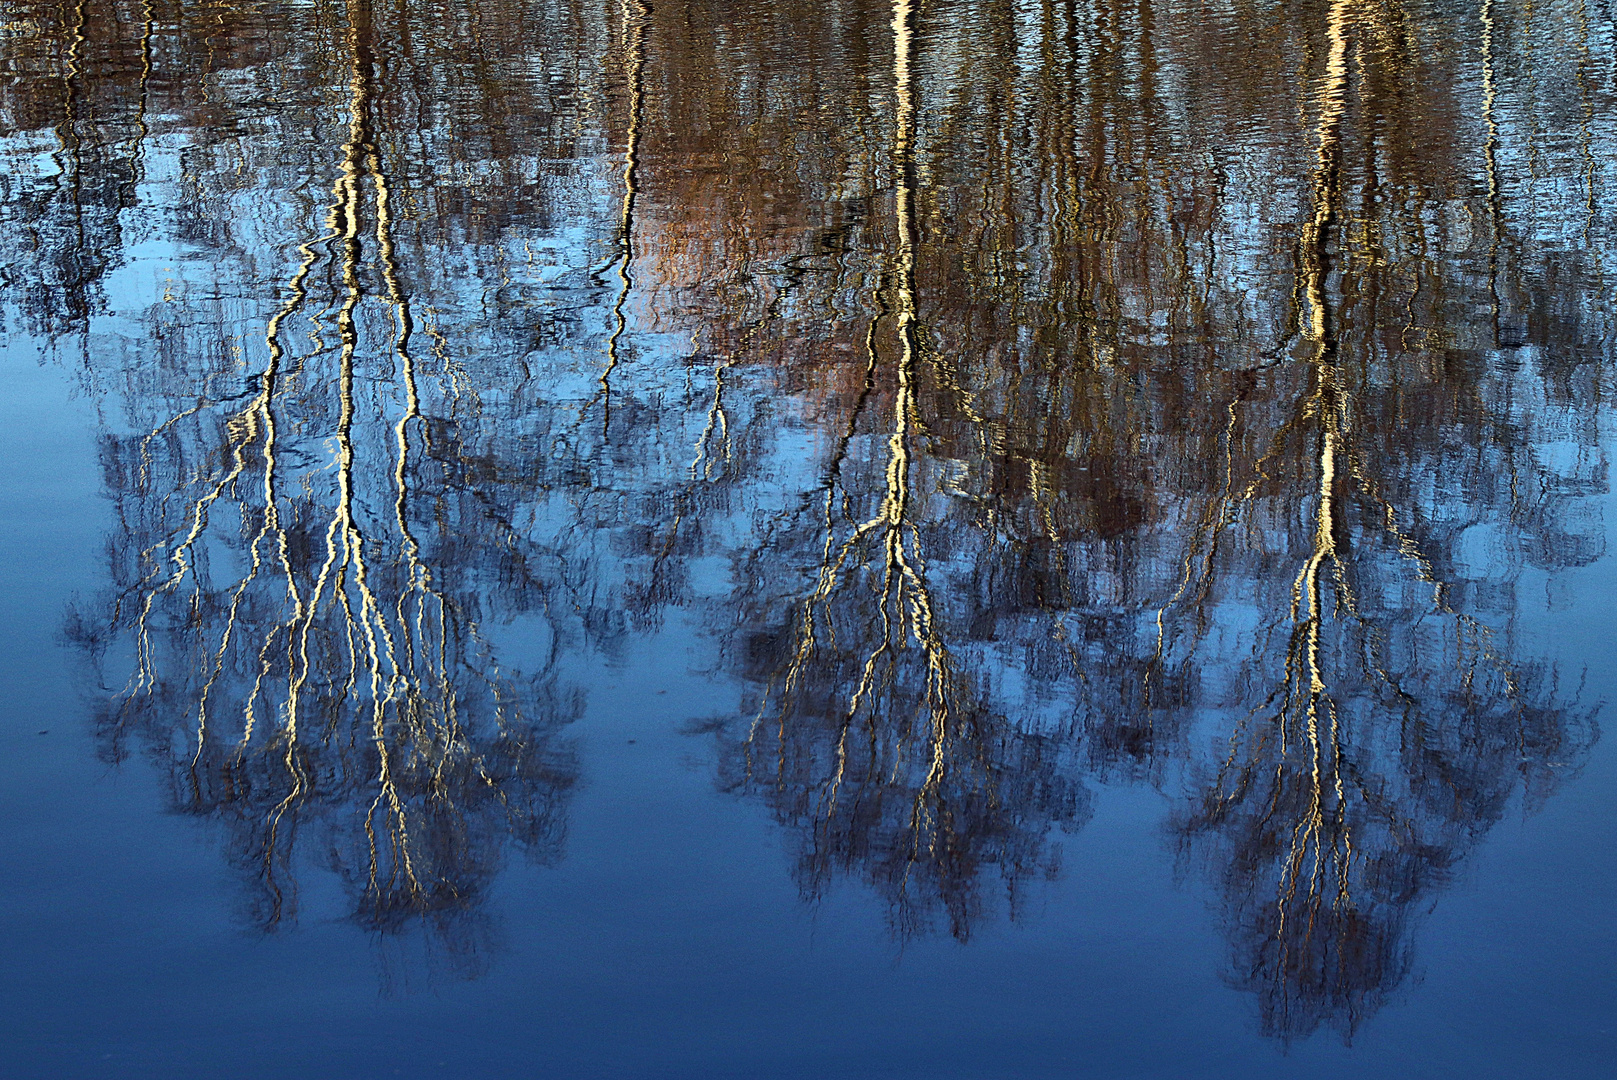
[
  {"xmin": 1156, "ymin": 0, "xmax": 1603, "ymax": 1040},
  {"xmin": 64, "ymin": 0, "xmax": 583, "ymax": 976},
  {"xmin": 5, "ymin": 0, "xmax": 1611, "ymax": 1035},
  {"xmin": 687, "ymin": 0, "xmax": 1607, "ymax": 1027}
]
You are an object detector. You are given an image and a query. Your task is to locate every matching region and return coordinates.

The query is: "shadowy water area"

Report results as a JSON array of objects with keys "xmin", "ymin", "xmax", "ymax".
[{"xmin": 1, "ymin": 0, "xmax": 1614, "ymax": 1075}]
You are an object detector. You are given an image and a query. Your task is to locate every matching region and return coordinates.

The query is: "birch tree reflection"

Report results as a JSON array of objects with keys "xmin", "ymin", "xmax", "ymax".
[
  {"xmin": 3, "ymin": 0, "xmax": 1611, "ymax": 1035},
  {"xmin": 1151, "ymin": 0, "xmax": 1606, "ymax": 1040},
  {"xmin": 711, "ymin": 0, "xmax": 1093, "ymax": 941},
  {"xmin": 684, "ymin": 0, "xmax": 1608, "ymax": 1023},
  {"xmin": 58, "ymin": 0, "xmax": 592, "ymax": 970}
]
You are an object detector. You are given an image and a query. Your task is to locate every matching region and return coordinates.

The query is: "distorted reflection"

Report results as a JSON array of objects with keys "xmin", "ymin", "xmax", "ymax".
[
  {"xmin": 31, "ymin": 0, "xmax": 594, "ymax": 972},
  {"xmin": 1156, "ymin": 0, "xmax": 1605, "ymax": 1038},
  {"xmin": 1, "ymin": 0, "xmax": 1609, "ymax": 1036}
]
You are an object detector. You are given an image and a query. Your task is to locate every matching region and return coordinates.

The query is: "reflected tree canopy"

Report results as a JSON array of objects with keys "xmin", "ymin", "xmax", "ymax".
[{"xmin": 2, "ymin": 0, "xmax": 1610, "ymax": 1032}]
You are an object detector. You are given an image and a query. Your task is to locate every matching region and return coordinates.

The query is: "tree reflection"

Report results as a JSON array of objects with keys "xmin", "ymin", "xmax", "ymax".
[
  {"xmin": 711, "ymin": 0, "xmax": 1092, "ymax": 940},
  {"xmin": 51, "ymin": 0, "xmax": 591, "ymax": 974},
  {"xmin": 681, "ymin": 0, "xmax": 1607, "ymax": 1029},
  {"xmin": 2, "ymin": 0, "xmax": 1610, "ymax": 1034},
  {"xmin": 1151, "ymin": 0, "xmax": 1604, "ymax": 1039}
]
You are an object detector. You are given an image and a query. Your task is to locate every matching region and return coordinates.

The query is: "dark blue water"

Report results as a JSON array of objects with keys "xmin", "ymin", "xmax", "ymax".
[{"xmin": 1, "ymin": 0, "xmax": 1614, "ymax": 1075}]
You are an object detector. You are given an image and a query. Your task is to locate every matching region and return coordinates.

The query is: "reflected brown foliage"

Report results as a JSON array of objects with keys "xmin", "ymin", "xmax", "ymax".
[
  {"xmin": 631, "ymin": 0, "xmax": 1610, "ymax": 1035},
  {"xmin": 3, "ymin": 0, "xmax": 1611, "ymax": 1033}
]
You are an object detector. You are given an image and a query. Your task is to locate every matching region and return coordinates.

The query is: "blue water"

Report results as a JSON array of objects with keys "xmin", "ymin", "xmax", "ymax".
[{"xmin": 2, "ymin": 0, "xmax": 1615, "ymax": 1075}]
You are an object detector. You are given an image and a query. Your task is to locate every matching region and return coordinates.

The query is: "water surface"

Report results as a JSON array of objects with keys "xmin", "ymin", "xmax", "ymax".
[{"xmin": 1, "ymin": 0, "xmax": 1614, "ymax": 1075}]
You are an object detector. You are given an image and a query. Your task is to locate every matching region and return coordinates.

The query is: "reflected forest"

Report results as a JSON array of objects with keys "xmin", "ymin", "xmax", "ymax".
[{"xmin": 3, "ymin": 0, "xmax": 1612, "ymax": 1044}]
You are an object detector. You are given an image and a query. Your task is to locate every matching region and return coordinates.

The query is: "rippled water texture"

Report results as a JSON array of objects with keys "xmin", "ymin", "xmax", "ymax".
[{"xmin": 1, "ymin": 0, "xmax": 1614, "ymax": 1076}]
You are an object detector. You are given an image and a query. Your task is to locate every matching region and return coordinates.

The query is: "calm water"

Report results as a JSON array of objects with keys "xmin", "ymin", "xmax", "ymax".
[{"xmin": 1, "ymin": 0, "xmax": 1614, "ymax": 1075}]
